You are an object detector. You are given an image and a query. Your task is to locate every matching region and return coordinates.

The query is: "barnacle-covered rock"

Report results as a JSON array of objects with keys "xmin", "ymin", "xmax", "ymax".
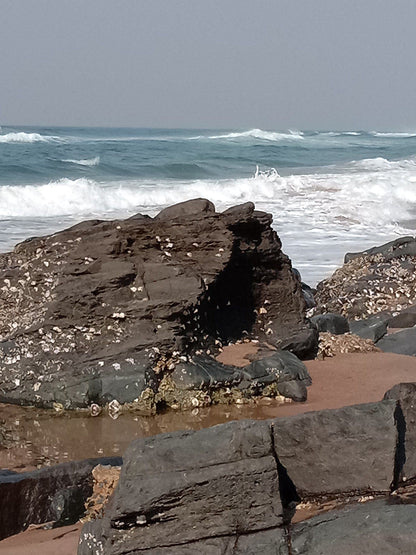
[{"xmin": 314, "ymin": 237, "xmax": 416, "ymax": 320}]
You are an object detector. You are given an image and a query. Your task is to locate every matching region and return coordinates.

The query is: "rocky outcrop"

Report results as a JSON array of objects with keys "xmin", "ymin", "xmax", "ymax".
[
  {"xmin": 314, "ymin": 236, "xmax": 416, "ymax": 320},
  {"xmin": 0, "ymin": 456, "xmax": 122, "ymax": 540},
  {"xmin": 0, "ymin": 199, "xmax": 317, "ymax": 409}
]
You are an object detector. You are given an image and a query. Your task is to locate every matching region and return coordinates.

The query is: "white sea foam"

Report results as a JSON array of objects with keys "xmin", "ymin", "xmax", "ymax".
[
  {"xmin": 62, "ymin": 156, "xmax": 100, "ymax": 166},
  {"xmin": 1, "ymin": 165, "xmax": 416, "ymax": 228},
  {"xmin": 0, "ymin": 132, "xmax": 61, "ymax": 144},
  {"xmin": 348, "ymin": 156, "xmax": 416, "ymax": 171},
  {"xmin": 370, "ymin": 131, "xmax": 416, "ymax": 138}
]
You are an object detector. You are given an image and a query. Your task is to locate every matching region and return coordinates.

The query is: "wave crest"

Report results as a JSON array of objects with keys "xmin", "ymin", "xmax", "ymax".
[
  {"xmin": 62, "ymin": 156, "xmax": 100, "ymax": 167},
  {"xmin": 0, "ymin": 132, "xmax": 60, "ymax": 144}
]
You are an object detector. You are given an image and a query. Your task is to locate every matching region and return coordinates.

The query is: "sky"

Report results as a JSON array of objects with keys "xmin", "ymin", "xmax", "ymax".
[{"xmin": 1, "ymin": 0, "xmax": 416, "ymax": 130}]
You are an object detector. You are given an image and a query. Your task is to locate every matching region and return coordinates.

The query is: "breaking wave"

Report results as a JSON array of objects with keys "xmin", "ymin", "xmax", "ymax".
[
  {"xmin": 192, "ymin": 128, "xmax": 305, "ymax": 142},
  {"xmin": 0, "ymin": 132, "xmax": 61, "ymax": 144}
]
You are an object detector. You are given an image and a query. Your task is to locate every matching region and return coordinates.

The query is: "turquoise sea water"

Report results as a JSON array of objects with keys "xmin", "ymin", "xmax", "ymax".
[{"xmin": 1, "ymin": 126, "xmax": 416, "ymax": 284}]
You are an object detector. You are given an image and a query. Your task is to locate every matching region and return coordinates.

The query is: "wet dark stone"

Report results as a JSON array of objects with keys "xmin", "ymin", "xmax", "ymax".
[
  {"xmin": 272, "ymin": 401, "xmax": 397, "ymax": 498},
  {"xmin": 349, "ymin": 314, "xmax": 389, "ymax": 342},
  {"xmin": 311, "ymin": 313, "xmax": 350, "ymax": 335},
  {"xmin": 377, "ymin": 328, "xmax": 416, "ymax": 356},
  {"xmin": 0, "ymin": 456, "xmax": 122, "ymax": 541}
]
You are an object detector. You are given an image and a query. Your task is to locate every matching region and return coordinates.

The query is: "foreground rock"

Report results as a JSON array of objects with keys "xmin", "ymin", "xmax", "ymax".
[
  {"xmin": 79, "ymin": 420, "xmax": 288, "ymax": 554},
  {"xmin": 315, "ymin": 236, "xmax": 416, "ymax": 320},
  {"xmin": 0, "ymin": 199, "xmax": 317, "ymax": 409},
  {"xmin": 0, "ymin": 456, "xmax": 121, "ymax": 540}
]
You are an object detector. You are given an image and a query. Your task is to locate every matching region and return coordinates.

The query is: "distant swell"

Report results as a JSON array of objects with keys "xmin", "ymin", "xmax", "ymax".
[
  {"xmin": 0, "ymin": 132, "xmax": 61, "ymax": 144},
  {"xmin": 62, "ymin": 156, "xmax": 100, "ymax": 166}
]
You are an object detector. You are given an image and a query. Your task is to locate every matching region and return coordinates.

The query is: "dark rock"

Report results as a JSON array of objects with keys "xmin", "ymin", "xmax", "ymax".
[
  {"xmin": 169, "ymin": 351, "xmax": 311, "ymax": 404},
  {"xmin": 155, "ymin": 198, "xmax": 216, "ymax": 220},
  {"xmin": 0, "ymin": 199, "xmax": 315, "ymax": 409},
  {"xmin": 279, "ymin": 326, "xmax": 319, "ymax": 360},
  {"xmin": 171, "ymin": 355, "xmax": 243, "ymax": 390},
  {"xmin": 384, "ymin": 382, "xmax": 416, "ymax": 482},
  {"xmin": 79, "ymin": 420, "xmax": 285, "ymax": 554},
  {"xmin": 241, "ymin": 351, "xmax": 311, "ymax": 401},
  {"xmin": 78, "ymin": 523, "xmax": 288, "ymax": 555},
  {"xmin": 377, "ymin": 328, "xmax": 416, "ymax": 356},
  {"xmin": 310, "ymin": 313, "xmax": 350, "ymax": 334},
  {"xmin": 388, "ymin": 305, "xmax": 416, "ymax": 328},
  {"xmin": 349, "ymin": 314, "xmax": 389, "ymax": 342},
  {"xmin": 291, "ymin": 498, "xmax": 416, "ymax": 555},
  {"xmin": 0, "ymin": 456, "xmax": 122, "ymax": 541},
  {"xmin": 345, "ymin": 236, "xmax": 416, "ymax": 263},
  {"xmin": 301, "ymin": 282, "xmax": 316, "ymax": 309},
  {"xmin": 272, "ymin": 400, "xmax": 397, "ymax": 497}
]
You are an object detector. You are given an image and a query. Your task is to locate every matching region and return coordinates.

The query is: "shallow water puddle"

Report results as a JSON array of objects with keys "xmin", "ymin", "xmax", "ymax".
[{"xmin": 0, "ymin": 400, "xmax": 293, "ymax": 472}]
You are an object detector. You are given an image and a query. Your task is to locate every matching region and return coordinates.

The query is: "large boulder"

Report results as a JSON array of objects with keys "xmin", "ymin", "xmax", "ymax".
[
  {"xmin": 315, "ymin": 236, "xmax": 416, "ymax": 320},
  {"xmin": 78, "ymin": 420, "xmax": 288, "ymax": 554},
  {"xmin": 0, "ymin": 200, "xmax": 316, "ymax": 409},
  {"xmin": 388, "ymin": 304, "xmax": 416, "ymax": 328}
]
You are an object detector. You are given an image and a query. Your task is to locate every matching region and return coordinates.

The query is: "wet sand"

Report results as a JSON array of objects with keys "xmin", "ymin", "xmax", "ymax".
[{"xmin": 0, "ymin": 523, "xmax": 82, "ymax": 555}]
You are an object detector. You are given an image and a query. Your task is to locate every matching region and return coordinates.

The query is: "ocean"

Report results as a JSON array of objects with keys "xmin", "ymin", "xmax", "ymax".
[{"xmin": 1, "ymin": 125, "xmax": 416, "ymax": 285}]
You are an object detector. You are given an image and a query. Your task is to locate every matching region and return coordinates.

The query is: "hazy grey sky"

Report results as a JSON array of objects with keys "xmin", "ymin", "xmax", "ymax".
[{"xmin": 1, "ymin": 0, "xmax": 415, "ymax": 129}]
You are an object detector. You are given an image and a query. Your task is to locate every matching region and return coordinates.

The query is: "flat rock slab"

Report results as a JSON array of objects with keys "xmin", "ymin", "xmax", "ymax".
[
  {"xmin": 272, "ymin": 401, "xmax": 397, "ymax": 497},
  {"xmin": 377, "ymin": 328, "xmax": 416, "ymax": 355},
  {"xmin": 291, "ymin": 498, "xmax": 416, "ymax": 554},
  {"xmin": 85, "ymin": 419, "xmax": 283, "ymax": 554}
]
